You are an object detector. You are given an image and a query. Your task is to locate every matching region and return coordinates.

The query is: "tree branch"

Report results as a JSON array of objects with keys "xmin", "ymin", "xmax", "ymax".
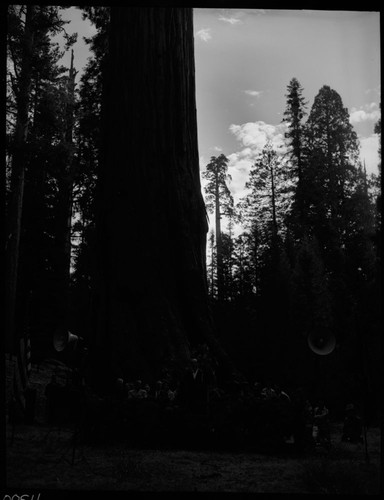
[
  {"xmin": 8, "ymin": 41, "xmax": 21, "ymax": 84},
  {"xmin": 9, "ymin": 72, "xmax": 19, "ymax": 98}
]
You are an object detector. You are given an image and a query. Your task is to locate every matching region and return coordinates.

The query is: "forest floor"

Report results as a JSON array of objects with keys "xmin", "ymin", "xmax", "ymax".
[
  {"xmin": 5, "ymin": 421, "xmax": 381, "ymax": 494},
  {"xmin": 5, "ymin": 358, "xmax": 382, "ymax": 495}
]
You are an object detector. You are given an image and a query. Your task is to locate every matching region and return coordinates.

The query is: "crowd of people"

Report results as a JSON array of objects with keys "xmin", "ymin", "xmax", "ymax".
[
  {"xmin": 114, "ymin": 378, "xmax": 177, "ymax": 404},
  {"xmin": 44, "ymin": 343, "xmax": 364, "ymax": 451}
]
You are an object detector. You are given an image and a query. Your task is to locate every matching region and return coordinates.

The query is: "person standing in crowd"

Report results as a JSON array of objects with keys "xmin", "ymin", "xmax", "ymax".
[
  {"xmin": 274, "ymin": 385, "xmax": 293, "ymax": 442},
  {"xmin": 125, "ymin": 382, "xmax": 134, "ymax": 399},
  {"xmin": 114, "ymin": 378, "xmax": 125, "ymax": 400},
  {"xmin": 154, "ymin": 380, "xmax": 163, "ymax": 400},
  {"xmin": 303, "ymin": 399, "xmax": 314, "ymax": 447},
  {"xmin": 127, "ymin": 379, "xmax": 146, "ymax": 399},
  {"xmin": 313, "ymin": 399, "xmax": 331, "ymax": 446},
  {"xmin": 261, "ymin": 380, "xmax": 277, "ymax": 400},
  {"xmin": 342, "ymin": 403, "xmax": 363, "ymax": 443},
  {"xmin": 274, "ymin": 384, "xmax": 291, "ymax": 402},
  {"xmin": 177, "ymin": 358, "xmax": 208, "ymax": 415}
]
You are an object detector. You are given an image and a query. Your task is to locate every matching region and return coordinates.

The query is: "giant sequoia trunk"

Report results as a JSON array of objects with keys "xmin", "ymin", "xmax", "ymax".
[{"xmin": 92, "ymin": 7, "xmax": 231, "ymax": 388}]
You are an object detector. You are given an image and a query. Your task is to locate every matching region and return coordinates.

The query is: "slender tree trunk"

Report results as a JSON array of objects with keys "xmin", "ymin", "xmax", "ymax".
[
  {"xmin": 269, "ymin": 151, "xmax": 278, "ymax": 235},
  {"xmin": 252, "ymin": 226, "xmax": 259, "ymax": 294},
  {"xmin": 5, "ymin": 5, "xmax": 34, "ymax": 353},
  {"xmin": 296, "ymin": 128, "xmax": 305, "ymax": 226},
  {"xmin": 92, "ymin": 7, "xmax": 232, "ymax": 389},
  {"xmin": 55, "ymin": 50, "xmax": 76, "ymax": 328},
  {"xmin": 227, "ymin": 216, "xmax": 234, "ymax": 299},
  {"xmin": 32, "ymin": 72, "xmax": 39, "ymax": 129},
  {"xmin": 296, "ymin": 129, "xmax": 302, "ymax": 186},
  {"xmin": 325, "ymin": 104, "xmax": 338, "ymax": 227},
  {"xmin": 238, "ymin": 241, "xmax": 244, "ymax": 298},
  {"xmin": 215, "ymin": 170, "xmax": 224, "ymax": 301},
  {"xmin": 209, "ymin": 231, "xmax": 215, "ymax": 298}
]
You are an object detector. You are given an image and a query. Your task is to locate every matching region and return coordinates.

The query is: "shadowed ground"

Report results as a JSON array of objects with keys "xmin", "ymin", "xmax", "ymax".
[
  {"xmin": 5, "ymin": 358, "xmax": 381, "ymax": 494},
  {"xmin": 6, "ymin": 420, "xmax": 380, "ymax": 493}
]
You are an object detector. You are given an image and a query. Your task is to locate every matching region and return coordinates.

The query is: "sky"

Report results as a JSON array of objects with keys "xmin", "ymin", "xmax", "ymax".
[
  {"xmin": 54, "ymin": 7, "xmax": 97, "ymax": 72},
  {"xmin": 193, "ymin": 8, "xmax": 381, "ymax": 206},
  {"xmin": 58, "ymin": 7, "xmax": 380, "ymax": 210}
]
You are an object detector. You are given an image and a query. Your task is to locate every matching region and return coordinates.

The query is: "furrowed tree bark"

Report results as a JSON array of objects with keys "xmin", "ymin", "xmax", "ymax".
[
  {"xmin": 92, "ymin": 7, "xmax": 232, "ymax": 388},
  {"xmin": 5, "ymin": 5, "xmax": 34, "ymax": 354}
]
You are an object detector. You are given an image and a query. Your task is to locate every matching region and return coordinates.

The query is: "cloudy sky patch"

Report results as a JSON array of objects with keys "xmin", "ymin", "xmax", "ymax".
[
  {"xmin": 223, "ymin": 121, "xmax": 289, "ymax": 202},
  {"xmin": 218, "ymin": 14, "xmax": 243, "ymax": 25},
  {"xmin": 225, "ymin": 156, "xmax": 252, "ymax": 203},
  {"xmin": 350, "ymin": 102, "xmax": 381, "ymax": 124},
  {"xmin": 194, "ymin": 8, "xmax": 380, "ymax": 235},
  {"xmin": 359, "ymin": 135, "xmax": 380, "ymax": 174},
  {"xmin": 244, "ymin": 89, "xmax": 263, "ymax": 98},
  {"xmin": 195, "ymin": 28, "xmax": 212, "ymax": 42},
  {"xmin": 230, "ymin": 121, "xmax": 287, "ymax": 151},
  {"xmin": 194, "ymin": 9, "xmax": 380, "ymax": 179}
]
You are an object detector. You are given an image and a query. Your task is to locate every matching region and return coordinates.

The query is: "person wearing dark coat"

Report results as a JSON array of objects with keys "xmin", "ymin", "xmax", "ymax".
[
  {"xmin": 342, "ymin": 403, "xmax": 363, "ymax": 443},
  {"xmin": 178, "ymin": 358, "xmax": 208, "ymax": 415}
]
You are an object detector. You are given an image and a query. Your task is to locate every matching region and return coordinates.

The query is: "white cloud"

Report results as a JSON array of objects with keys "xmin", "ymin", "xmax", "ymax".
[
  {"xmin": 349, "ymin": 102, "xmax": 380, "ymax": 124},
  {"xmin": 195, "ymin": 28, "xmax": 212, "ymax": 42},
  {"xmin": 365, "ymin": 86, "xmax": 381, "ymax": 96},
  {"xmin": 235, "ymin": 147, "xmax": 252, "ymax": 160},
  {"xmin": 213, "ymin": 146, "xmax": 223, "ymax": 152},
  {"xmin": 229, "ymin": 121, "xmax": 288, "ymax": 151},
  {"xmin": 202, "ymin": 119, "xmax": 286, "ymax": 231},
  {"xmin": 223, "ymin": 121, "xmax": 289, "ymax": 203},
  {"xmin": 368, "ymin": 102, "xmax": 379, "ymax": 110},
  {"xmin": 244, "ymin": 89, "xmax": 263, "ymax": 98},
  {"xmin": 201, "ymin": 121, "xmax": 290, "ymax": 206},
  {"xmin": 227, "ymin": 156, "xmax": 254, "ymax": 202},
  {"xmin": 359, "ymin": 134, "xmax": 380, "ymax": 175},
  {"xmin": 218, "ymin": 15, "xmax": 242, "ymax": 25}
]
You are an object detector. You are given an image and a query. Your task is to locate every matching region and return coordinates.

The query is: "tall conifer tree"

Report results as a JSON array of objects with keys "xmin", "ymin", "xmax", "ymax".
[
  {"xmin": 203, "ymin": 154, "xmax": 234, "ymax": 301},
  {"xmin": 283, "ymin": 77, "xmax": 308, "ymax": 231}
]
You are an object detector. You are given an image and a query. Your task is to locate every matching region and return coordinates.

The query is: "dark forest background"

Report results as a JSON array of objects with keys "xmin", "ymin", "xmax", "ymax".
[{"xmin": 5, "ymin": 6, "xmax": 381, "ymax": 421}]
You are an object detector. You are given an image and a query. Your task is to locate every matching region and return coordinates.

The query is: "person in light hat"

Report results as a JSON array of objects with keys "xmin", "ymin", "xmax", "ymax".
[{"xmin": 313, "ymin": 400, "xmax": 330, "ymax": 446}]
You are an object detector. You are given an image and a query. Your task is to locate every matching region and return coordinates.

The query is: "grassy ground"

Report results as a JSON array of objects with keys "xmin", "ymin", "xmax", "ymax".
[
  {"xmin": 5, "ymin": 421, "xmax": 381, "ymax": 493},
  {"xmin": 5, "ymin": 358, "xmax": 381, "ymax": 494},
  {"xmin": 5, "ymin": 423, "xmax": 294, "ymax": 492}
]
